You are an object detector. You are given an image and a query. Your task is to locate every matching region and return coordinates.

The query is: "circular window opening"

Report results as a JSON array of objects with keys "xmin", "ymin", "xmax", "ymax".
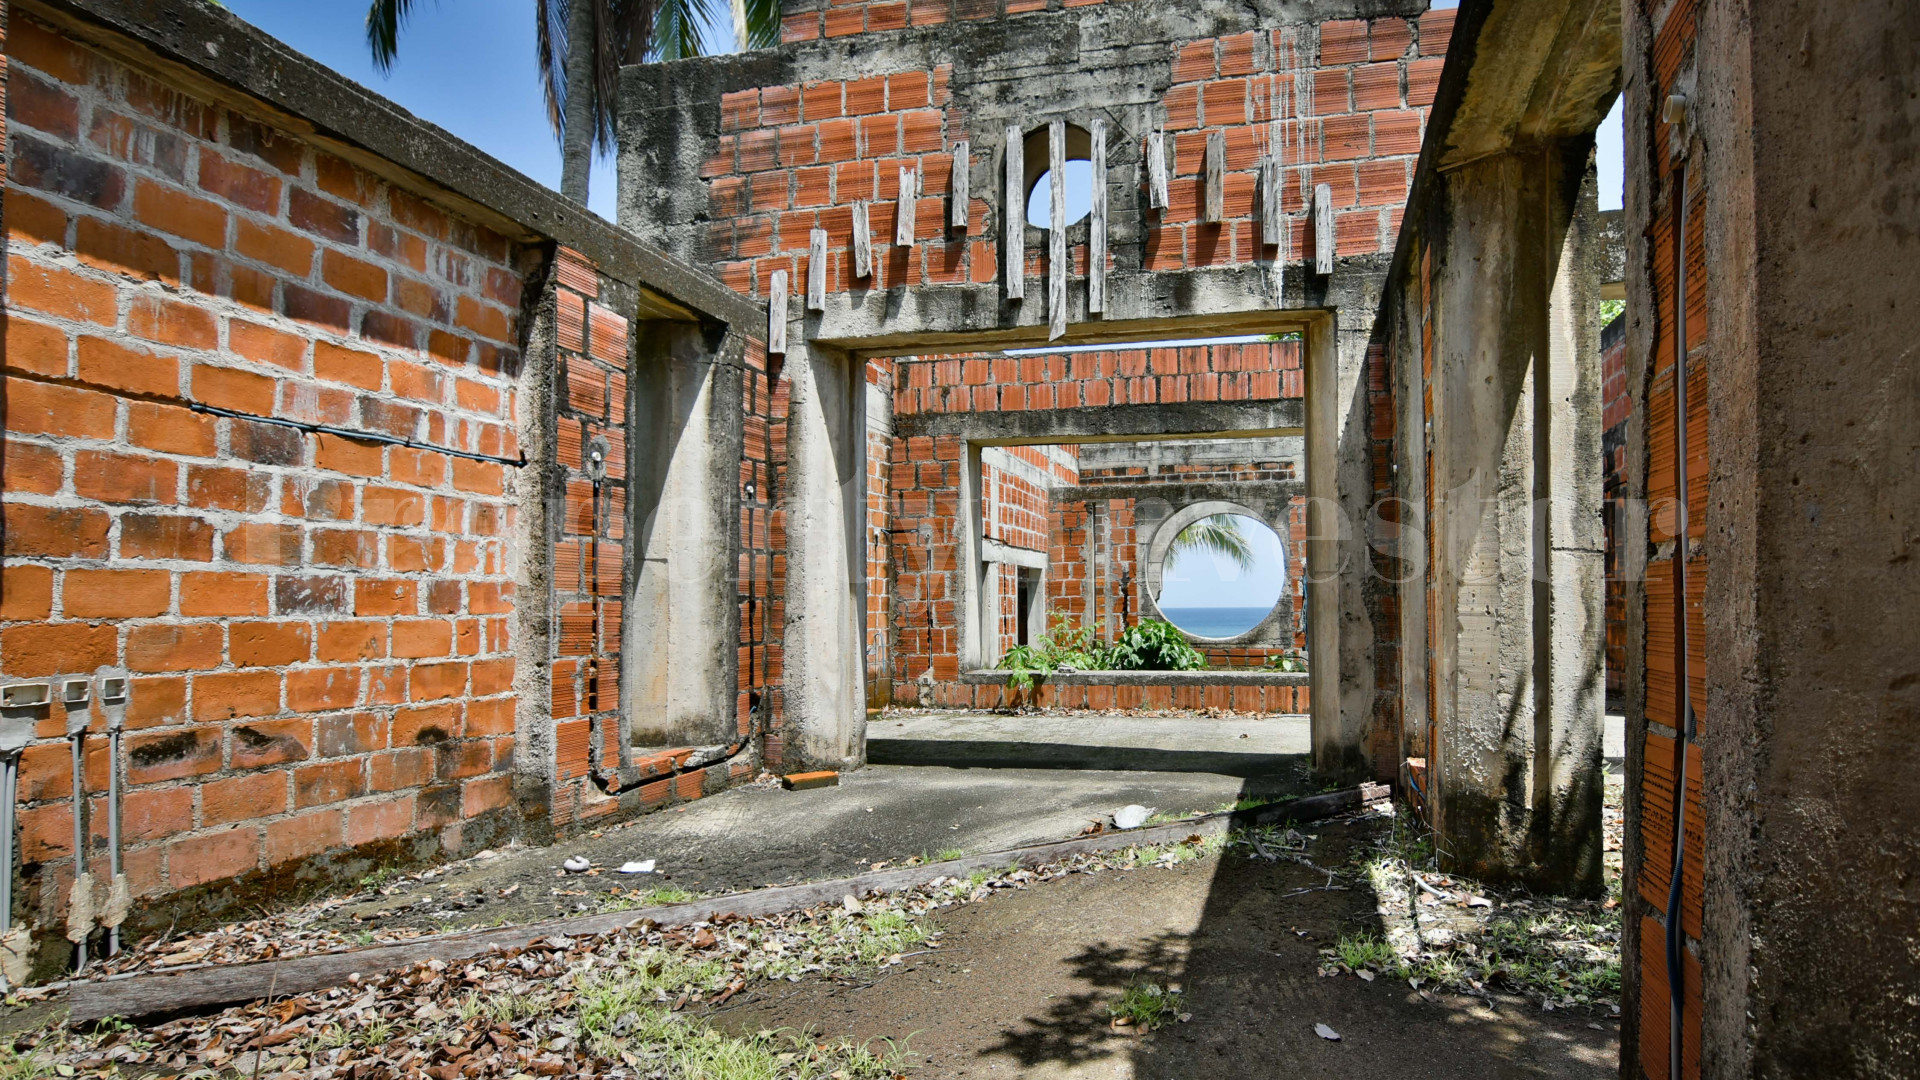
[
  {"xmin": 1154, "ymin": 514, "xmax": 1286, "ymax": 640},
  {"xmin": 1027, "ymin": 158, "xmax": 1095, "ymax": 229}
]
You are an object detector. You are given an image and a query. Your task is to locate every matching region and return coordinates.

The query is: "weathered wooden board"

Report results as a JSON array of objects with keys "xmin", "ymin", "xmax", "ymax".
[
  {"xmin": 950, "ymin": 140, "xmax": 970, "ymax": 229},
  {"xmin": 1089, "ymin": 119, "xmax": 1107, "ymax": 315},
  {"xmin": 63, "ymin": 785, "xmax": 1386, "ymax": 1023},
  {"xmin": 767, "ymin": 269, "xmax": 787, "ymax": 353},
  {"xmin": 1048, "ymin": 120, "xmax": 1067, "ymax": 341},
  {"xmin": 1004, "ymin": 124, "xmax": 1024, "ymax": 300},
  {"xmin": 896, "ymin": 166, "xmax": 917, "ymax": 246},
  {"xmin": 806, "ymin": 228, "xmax": 827, "ymax": 311},
  {"xmin": 851, "ymin": 202, "xmax": 873, "ymax": 279},
  {"xmin": 1204, "ymin": 130, "xmax": 1226, "ymax": 223},
  {"xmin": 1147, "ymin": 129, "xmax": 1169, "ymax": 210},
  {"xmin": 1314, "ymin": 181, "xmax": 1335, "ymax": 274}
]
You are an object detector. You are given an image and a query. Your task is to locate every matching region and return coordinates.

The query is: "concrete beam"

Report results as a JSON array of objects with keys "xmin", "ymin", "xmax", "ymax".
[{"xmin": 895, "ymin": 400, "xmax": 1304, "ymax": 445}]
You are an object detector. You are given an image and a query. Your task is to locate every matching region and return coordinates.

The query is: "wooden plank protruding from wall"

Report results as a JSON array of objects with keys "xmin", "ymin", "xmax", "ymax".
[
  {"xmin": 1004, "ymin": 124, "xmax": 1024, "ymax": 301},
  {"xmin": 768, "ymin": 269, "xmax": 788, "ymax": 353},
  {"xmin": 896, "ymin": 166, "xmax": 918, "ymax": 246},
  {"xmin": 1089, "ymin": 120, "xmax": 1108, "ymax": 315},
  {"xmin": 1314, "ymin": 182, "xmax": 1334, "ymax": 275},
  {"xmin": 807, "ymin": 228, "xmax": 827, "ymax": 311},
  {"xmin": 1147, "ymin": 129, "xmax": 1169, "ymax": 210},
  {"xmin": 1204, "ymin": 131, "xmax": 1226, "ymax": 223},
  {"xmin": 951, "ymin": 140, "xmax": 970, "ymax": 229},
  {"xmin": 1048, "ymin": 120, "xmax": 1067, "ymax": 341},
  {"xmin": 851, "ymin": 202, "xmax": 873, "ymax": 279}
]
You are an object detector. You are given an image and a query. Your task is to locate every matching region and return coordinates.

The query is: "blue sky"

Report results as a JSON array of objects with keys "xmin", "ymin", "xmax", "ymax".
[
  {"xmin": 221, "ymin": 1, "xmax": 732, "ymax": 221},
  {"xmin": 1158, "ymin": 515, "xmax": 1287, "ymax": 611},
  {"xmin": 227, "ymin": 3, "xmax": 1619, "ymax": 223}
]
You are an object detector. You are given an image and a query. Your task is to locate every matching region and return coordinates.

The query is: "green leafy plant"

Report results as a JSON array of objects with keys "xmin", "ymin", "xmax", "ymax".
[
  {"xmin": 1263, "ymin": 650, "xmax": 1308, "ymax": 673},
  {"xmin": 1599, "ymin": 297, "xmax": 1626, "ymax": 326},
  {"xmin": 1103, "ymin": 619, "xmax": 1206, "ymax": 672},
  {"xmin": 997, "ymin": 616, "xmax": 1108, "ymax": 689},
  {"xmin": 1108, "ymin": 981, "xmax": 1186, "ymax": 1030}
]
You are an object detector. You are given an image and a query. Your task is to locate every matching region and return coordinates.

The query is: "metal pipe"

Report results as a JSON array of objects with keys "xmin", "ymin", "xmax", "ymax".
[
  {"xmin": 1666, "ymin": 157, "xmax": 1694, "ymax": 1080},
  {"xmin": 0, "ymin": 755, "xmax": 15, "ymax": 936},
  {"xmin": 106, "ymin": 725, "xmax": 122, "ymax": 957},
  {"xmin": 69, "ymin": 727, "xmax": 87, "ymax": 970}
]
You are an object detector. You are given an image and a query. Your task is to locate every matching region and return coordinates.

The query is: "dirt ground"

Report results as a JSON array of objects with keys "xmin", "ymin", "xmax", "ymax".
[{"xmin": 709, "ymin": 819, "xmax": 1618, "ymax": 1079}]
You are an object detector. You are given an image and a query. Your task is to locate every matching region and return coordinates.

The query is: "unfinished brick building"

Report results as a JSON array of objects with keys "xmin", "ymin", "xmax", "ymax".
[{"xmin": 1, "ymin": 0, "xmax": 1913, "ymax": 1074}]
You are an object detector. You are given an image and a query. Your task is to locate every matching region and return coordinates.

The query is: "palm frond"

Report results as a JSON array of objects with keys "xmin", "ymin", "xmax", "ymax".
[
  {"xmin": 535, "ymin": 0, "xmax": 570, "ymax": 148},
  {"xmin": 651, "ymin": 0, "xmax": 705, "ymax": 60},
  {"xmin": 364, "ymin": 0, "xmax": 421, "ymax": 74},
  {"xmin": 741, "ymin": 0, "xmax": 782, "ymax": 49},
  {"xmin": 1169, "ymin": 515, "xmax": 1257, "ymax": 573}
]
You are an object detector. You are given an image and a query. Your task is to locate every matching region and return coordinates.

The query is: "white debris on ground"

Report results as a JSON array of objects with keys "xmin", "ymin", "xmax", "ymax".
[
  {"xmin": 1321, "ymin": 793, "xmax": 1626, "ymax": 1014},
  {"xmin": 12, "ymin": 830, "xmax": 1271, "ymax": 1079}
]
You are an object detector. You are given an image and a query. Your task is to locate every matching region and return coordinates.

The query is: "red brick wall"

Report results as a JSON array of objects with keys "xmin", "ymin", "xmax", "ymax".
[
  {"xmin": 1635, "ymin": 0, "xmax": 1709, "ymax": 1072},
  {"xmin": 1, "ymin": 16, "xmax": 526, "ymax": 925},
  {"xmin": 706, "ymin": 13, "xmax": 1450, "ymax": 307}
]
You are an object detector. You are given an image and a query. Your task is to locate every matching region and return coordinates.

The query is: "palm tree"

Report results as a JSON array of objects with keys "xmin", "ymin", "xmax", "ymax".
[
  {"xmin": 1169, "ymin": 515, "xmax": 1256, "ymax": 573},
  {"xmin": 365, "ymin": 0, "xmax": 780, "ymax": 204}
]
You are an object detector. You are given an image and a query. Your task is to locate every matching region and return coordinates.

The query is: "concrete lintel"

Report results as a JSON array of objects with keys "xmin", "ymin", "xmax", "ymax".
[
  {"xmin": 956, "ymin": 669, "xmax": 1310, "ymax": 687},
  {"xmin": 980, "ymin": 539, "xmax": 1046, "ymax": 570},
  {"xmin": 29, "ymin": 0, "xmax": 764, "ymax": 332},
  {"xmin": 802, "ymin": 267, "xmax": 1320, "ymax": 357},
  {"xmin": 896, "ymin": 401, "xmax": 1304, "ymax": 445}
]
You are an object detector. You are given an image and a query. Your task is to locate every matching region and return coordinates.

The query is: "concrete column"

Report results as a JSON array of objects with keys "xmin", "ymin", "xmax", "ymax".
[
  {"xmin": 626, "ymin": 321, "xmax": 744, "ymax": 750},
  {"xmin": 1427, "ymin": 145, "xmax": 1602, "ymax": 896},
  {"xmin": 781, "ymin": 341, "xmax": 867, "ymax": 771}
]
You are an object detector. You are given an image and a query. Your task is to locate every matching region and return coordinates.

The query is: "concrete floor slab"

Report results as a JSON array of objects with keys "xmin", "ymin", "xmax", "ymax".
[{"xmin": 869, "ymin": 711, "xmax": 1311, "ymax": 775}]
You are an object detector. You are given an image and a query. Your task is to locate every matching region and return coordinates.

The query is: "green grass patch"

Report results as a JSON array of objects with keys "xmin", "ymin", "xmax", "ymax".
[{"xmin": 1108, "ymin": 982, "xmax": 1186, "ymax": 1031}]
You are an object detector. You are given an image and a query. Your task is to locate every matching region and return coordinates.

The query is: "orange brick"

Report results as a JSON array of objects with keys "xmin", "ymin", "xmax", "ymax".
[
  {"xmin": 355, "ymin": 579, "xmax": 417, "ymax": 617},
  {"xmin": 134, "ymin": 179, "xmax": 228, "ymax": 248},
  {"xmin": 126, "ymin": 727, "xmax": 223, "ymax": 784},
  {"xmin": 166, "ymin": 827, "xmax": 260, "ymax": 888},
  {"xmin": 103, "ymin": 786, "xmax": 195, "ymax": 842},
  {"xmin": 392, "ymin": 619, "xmax": 453, "ymax": 659},
  {"xmin": 62, "ymin": 568, "xmax": 171, "ymax": 618},
  {"xmin": 314, "ymin": 432, "xmax": 384, "ymax": 476},
  {"xmin": 126, "ymin": 623, "xmax": 223, "ymax": 672},
  {"xmin": 201, "ymin": 771, "xmax": 289, "ymax": 826},
  {"xmin": 5, "ymin": 315, "xmax": 70, "ymax": 378},
  {"xmin": 318, "ymin": 620, "xmax": 387, "ymax": 662},
  {"xmin": 232, "ymin": 717, "xmax": 312, "ymax": 767},
  {"xmin": 73, "ymin": 450, "xmax": 177, "ymax": 504},
  {"xmin": 229, "ymin": 320, "xmax": 309, "ymax": 371},
  {"xmin": 1, "ymin": 566, "xmax": 55, "ymax": 621},
  {"xmin": 6, "ymin": 376, "xmax": 115, "ymax": 438},
  {"xmin": 321, "ymin": 249, "xmax": 388, "ymax": 302},
  {"xmin": 267, "ymin": 809, "xmax": 344, "ymax": 864},
  {"xmin": 313, "ymin": 340, "xmax": 383, "ymax": 389},
  {"xmin": 224, "ymin": 522, "xmax": 303, "ymax": 565},
  {"xmin": 121, "ymin": 512, "xmax": 215, "ymax": 561},
  {"xmin": 77, "ymin": 335, "xmax": 181, "ymax": 398},
  {"xmin": 198, "ymin": 151, "xmax": 282, "ymax": 214},
  {"xmin": 287, "ymin": 666, "xmax": 363, "ymax": 712},
  {"xmin": 128, "ymin": 295, "xmax": 218, "ymax": 350},
  {"xmin": 461, "ymin": 774, "xmax": 513, "ymax": 817},
  {"xmin": 346, "ymin": 796, "xmax": 414, "ymax": 844},
  {"xmin": 230, "ymin": 621, "xmax": 313, "ymax": 667},
  {"xmin": 5, "ymin": 256, "xmax": 116, "ymax": 325},
  {"xmin": 194, "ymin": 670, "xmax": 283, "ymax": 719},
  {"xmin": 187, "ymin": 465, "xmax": 273, "ymax": 513},
  {"xmin": 409, "ymin": 662, "xmax": 467, "ymax": 701},
  {"xmin": 294, "ymin": 758, "xmax": 365, "ymax": 809},
  {"xmin": 234, "ymin": 218, "xmax": 317, "ymax": 276},
  {"xmin": 192, "ymin": 363, "xmax": 277, "ymax": 414},
  {"xmin": 5, "ymin": 442, "xmax": 63, "ymax": 496},
  {"xmin": 1, "ymin": 620, "xmax": 115, "ymax": 676},
  {"xmin": 179, "ymin": 571, "xmax": 270, "ymax": 616},
  {"xmin": 127, "ymin": 400, "xmax": 218, "ymax": 457}
]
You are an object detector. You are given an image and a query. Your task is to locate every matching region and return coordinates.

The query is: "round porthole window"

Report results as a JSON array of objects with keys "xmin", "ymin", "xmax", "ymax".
[{"xmin": 1152, "ymin": 512, "xmax": 1286, "ymax": 640}]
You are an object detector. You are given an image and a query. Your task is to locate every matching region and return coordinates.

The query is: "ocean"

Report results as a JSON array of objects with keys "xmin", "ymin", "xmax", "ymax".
[{"xmin": 1157, "ymin": 606, "xmax": 1275, "ymax": 639}]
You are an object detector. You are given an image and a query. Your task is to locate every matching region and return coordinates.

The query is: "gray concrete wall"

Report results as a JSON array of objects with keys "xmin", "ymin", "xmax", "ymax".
[{"xmin": 1686, "ymin": 0, "xmax": 1920, "ymax": 1074}]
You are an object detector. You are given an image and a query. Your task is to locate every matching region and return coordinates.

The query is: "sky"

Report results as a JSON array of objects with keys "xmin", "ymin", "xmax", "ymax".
[
  {"xmin": 226, "ymin": 2, "xmax": 1619, "ymax": 225},
  {"xmin": 1158, "ymin": 515, "xmax": 1287, "ymax": 612},
  {"xmin": 220, "ymin": 0, "xmax": 733, "ymax": 222}
]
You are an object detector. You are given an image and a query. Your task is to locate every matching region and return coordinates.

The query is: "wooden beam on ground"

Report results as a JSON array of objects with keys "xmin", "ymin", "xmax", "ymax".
[{"xmin": 61, "ymin": 785, "xmax": 1387, "ymax": 1024}]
